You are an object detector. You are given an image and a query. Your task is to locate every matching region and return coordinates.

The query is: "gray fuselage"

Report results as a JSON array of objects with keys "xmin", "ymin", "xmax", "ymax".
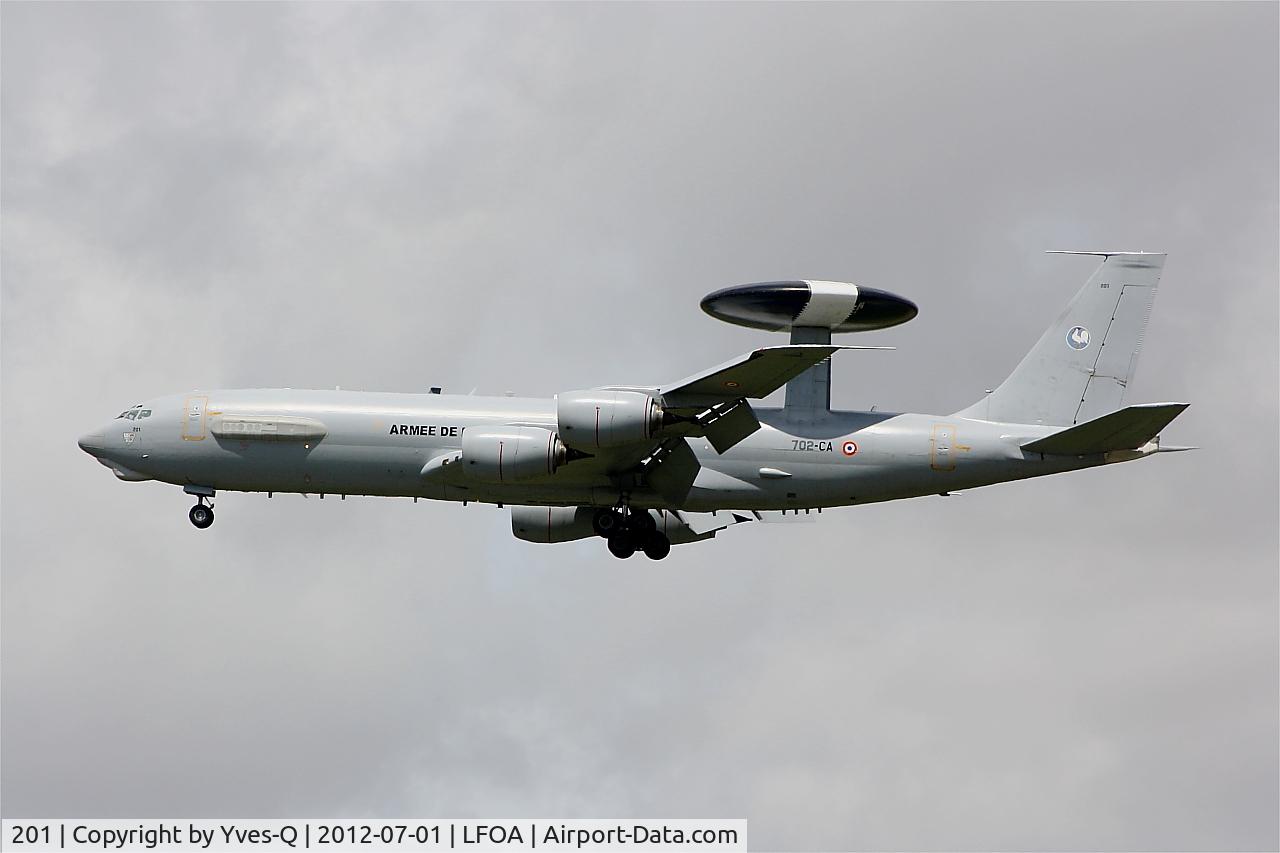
[{"xmin": 79, "ymin": 388, "xmax": 1130, "ymax": 512}]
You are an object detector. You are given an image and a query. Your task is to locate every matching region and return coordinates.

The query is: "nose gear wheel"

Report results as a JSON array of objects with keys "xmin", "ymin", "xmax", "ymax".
[{"xmin": 189, "ymin": 497, "xmax": 215, "ymax": 529}]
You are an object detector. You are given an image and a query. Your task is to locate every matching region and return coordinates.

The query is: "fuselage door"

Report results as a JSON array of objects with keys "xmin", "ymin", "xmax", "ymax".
[
  {"xmin": 182, "ymin": 396, "xmax": 208, "ymax": 441},
  {"xmin": 930, "ymin": 423, "xmax": 957, "ymax": 471}
]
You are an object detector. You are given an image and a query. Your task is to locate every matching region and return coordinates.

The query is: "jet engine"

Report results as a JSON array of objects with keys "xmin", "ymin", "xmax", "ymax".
[
  {"xmin": 556, "ymin": 390, "xmax": 663, "ymax": 451},
  {"xmin": 461, "ymin": 426, "xmax": 565, "ymax": 483},
  {"xmin": 510, "ymin": 506, "xmax": 597, "ymax": 543}
]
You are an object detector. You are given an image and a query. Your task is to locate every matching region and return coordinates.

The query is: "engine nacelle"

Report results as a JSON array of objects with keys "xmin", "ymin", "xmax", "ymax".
[
  {"xmin": 556, "ymin": 390, "xmax": 663, "ymax": 451},
  {"xmin": 511, "ymin": 506, "xmax": 713, "ymax": 546},
  {"xmin": 461, "ymin": 426, "xmax": 565, "ymax": 483},
  {"xmin": 511, "ymin": 506, "xmax": 597, "ymax": 543}
]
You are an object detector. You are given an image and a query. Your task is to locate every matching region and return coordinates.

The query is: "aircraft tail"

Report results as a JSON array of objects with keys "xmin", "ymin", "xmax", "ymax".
[{"xmin": 955, "ymin": 252, "xmax": 1165, "ymax": 425}]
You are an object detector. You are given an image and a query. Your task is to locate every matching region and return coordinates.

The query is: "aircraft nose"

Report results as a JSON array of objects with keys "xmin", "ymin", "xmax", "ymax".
[{"xmin": 77, "ymin": 430, "xmax": 106, "ymax": 456}]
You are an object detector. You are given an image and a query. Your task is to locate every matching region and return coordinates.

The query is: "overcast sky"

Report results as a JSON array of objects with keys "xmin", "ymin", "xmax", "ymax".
[{"xmin": 2, "ymin": 3, "xmax": 1277, "ymax": 850}]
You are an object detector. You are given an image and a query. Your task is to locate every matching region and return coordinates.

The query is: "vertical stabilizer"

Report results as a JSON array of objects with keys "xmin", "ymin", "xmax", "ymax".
[{"xmin": 956, "ymin": 252, "xmax": 1165, "ymax": 426}]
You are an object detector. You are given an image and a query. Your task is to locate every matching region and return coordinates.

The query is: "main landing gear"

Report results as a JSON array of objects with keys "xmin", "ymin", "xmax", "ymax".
[
  {"xmin": 188, "ymin": 496, "xmax": 215, "ymax": 529},
  {"xmin": 593, "ymin": 507, "xmax": 671, "ymax": 560}
]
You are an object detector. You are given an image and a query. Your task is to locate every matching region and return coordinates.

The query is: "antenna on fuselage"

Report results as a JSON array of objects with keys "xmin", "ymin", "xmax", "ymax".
[{"xmin": 699, "ymin": 279, "xmax": 918, "ymax": 420}]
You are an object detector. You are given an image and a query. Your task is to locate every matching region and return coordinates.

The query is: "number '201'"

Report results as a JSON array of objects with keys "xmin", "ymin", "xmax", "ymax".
[{"xmin": 11, "ymin": 826, "xmax": 52, "ymax": 844}]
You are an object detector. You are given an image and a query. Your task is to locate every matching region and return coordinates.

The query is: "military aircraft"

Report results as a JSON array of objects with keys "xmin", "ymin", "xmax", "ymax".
[{"xmin": 78, "ymin": 251, "xmax": 1189, "ymax": 560}]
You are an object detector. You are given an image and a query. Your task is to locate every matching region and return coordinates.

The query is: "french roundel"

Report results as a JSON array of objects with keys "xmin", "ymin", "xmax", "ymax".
[{"xmin": 841, "ymin": 440, "xmax": 858, "ymax": 456}]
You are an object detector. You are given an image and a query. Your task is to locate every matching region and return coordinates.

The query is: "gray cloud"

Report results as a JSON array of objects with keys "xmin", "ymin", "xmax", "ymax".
[{"xmin": 3, "ymin": 2, "xmax": 1276, "ymax": 849}]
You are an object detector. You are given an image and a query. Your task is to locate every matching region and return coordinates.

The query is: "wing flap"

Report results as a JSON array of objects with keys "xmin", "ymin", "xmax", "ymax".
[
  {"xmin": 701, "ymin": 400, "xmax": 762, "ymax": 453},
  {"xmin": 1022, "ymin": 403, "xmax": 1189, "ymax": 455},
  {"xmin": 645, "ymin": 439, "xmax": 701, "ymax": 503}
]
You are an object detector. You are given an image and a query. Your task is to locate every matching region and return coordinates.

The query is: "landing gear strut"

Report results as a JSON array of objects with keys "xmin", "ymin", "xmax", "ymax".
[
  {"xmin": 189, "ymin": 496, "xmax": 215, "ymax": 529},
  {"xmin": 596, "ymin": 507, "xmax": 670, "ymax": 560}
]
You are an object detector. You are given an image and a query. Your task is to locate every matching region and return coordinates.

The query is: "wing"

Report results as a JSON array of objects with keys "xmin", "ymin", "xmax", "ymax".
[
  {"xmin": 562, "ymin": 344, "xmax": 892, "ymax": 486},
  {"xmin": 466, "ymin": 345, "xmax": 894, "ymax": 499},
  {"xmin": 658, "ymin": 344, "xmax": 890, "ymax": 408},
  {"xmin": 655, "ymin": 344, "xmax": 890, "ymax": 454}
]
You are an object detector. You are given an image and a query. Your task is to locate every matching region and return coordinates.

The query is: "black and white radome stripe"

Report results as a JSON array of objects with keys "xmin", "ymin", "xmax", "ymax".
[{"xmin": 700, "ymin": 280, "xmax": 918, "ymax": 333}]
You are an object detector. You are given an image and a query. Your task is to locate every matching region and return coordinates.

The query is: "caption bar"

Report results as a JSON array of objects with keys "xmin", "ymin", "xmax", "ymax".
[{"xmin": 2, "ymin": 820, "xmax": 746, "ymax": 852}]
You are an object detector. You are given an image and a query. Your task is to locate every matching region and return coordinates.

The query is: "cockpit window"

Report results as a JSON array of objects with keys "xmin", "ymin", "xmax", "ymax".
[
  {"xmin": 124, "ymin": 410, "xmax": 137, "ymax": 420},
  {"xmin": 140, "ymin": 409, "xmax": 152, "ymax": 419}
]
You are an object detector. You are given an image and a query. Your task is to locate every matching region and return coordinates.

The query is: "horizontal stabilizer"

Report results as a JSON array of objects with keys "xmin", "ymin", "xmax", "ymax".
[
  {"xmin": 1045, "ymin": 250, "xmax": 1165, "ymax": 258},
  {"xmin": 660, "ymin": 344, "xmax": 890, "ymax": 407},
  {"xmin": 1022, "ymin": 403, "xmax": 1189, "ymax": 455}
]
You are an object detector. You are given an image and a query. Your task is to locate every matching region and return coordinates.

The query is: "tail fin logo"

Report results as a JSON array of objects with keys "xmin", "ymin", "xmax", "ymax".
[{"xmin": 1066, "ymin": 326, "xmax": 1091, "ymax": 350}]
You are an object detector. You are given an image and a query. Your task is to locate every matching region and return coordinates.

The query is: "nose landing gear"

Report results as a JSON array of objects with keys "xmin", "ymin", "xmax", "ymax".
[
  {"xmin": 189, "ymin": 497, "xmax": 215, "ymax": 529},
  {"xmin": 183, "ymin": 484, "xmax": 216, "ymax": 529},
  {"xmin": 594, "ymin": 507, "xmax": 671, "ymax": 560}
]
